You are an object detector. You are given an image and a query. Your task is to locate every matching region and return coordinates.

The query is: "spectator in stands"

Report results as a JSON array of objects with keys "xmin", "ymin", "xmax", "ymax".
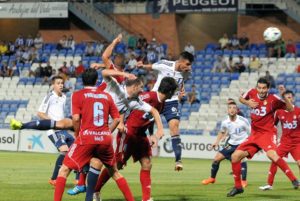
[
  {"xmin": 75, "ymin": 60, "xmax": 85, "ymax": 77},
  {"xmin": 33, "ymin": 62, "xmax": 45, "ymax": 78},
  {"xmin": 268, "ymin": 39, "xmax": 285, "ymax": 58},
  {"xmin": 147, "ymin": 48, "xmax": 158, "ymax": 64},
  {"xmin": 57, "ymin": 35, "xmax": 67, "ymax": 50},
  {"xmin": 285, "ymin": 39, "xmax": 296, "ymax": 58},
  {"xmin": 29, "ymin": 47, "xmax": 39, "ymax": 63},
  {"xmin": 20, "ymin": 47, "xmax": 31, "ymax": 63},
  {"xmin": 7, "ymin": 41, "xmax": 16, "ymax": 56},
  {"xmin": 187, "ymin": 85, "xmax": 199, "ymax": 105},
  {"xmin": 59, "ymin": 61, "xmax": 68, "ymax": 75},
  {"xmin": 66, "ymin": 35, "xmax": 75, "ymax": 51},
  {"xmin": 95, "ymin": 41, "xmax": 104, "ymax": 56},
  {"xmin": 128, "ymin": 34, "xmax": 137, "ymax": 49},
  {"xmin": 0, "ymin": 61, "xmax": 8, "ymax": 77},
  {"xmin": 15, "ymin": 34, "xmax": 24, "ymax": 48},
  {"xmin": 127, "ymin": 53, "xmax": 137, "ymax": 72},
  {"xmin": 264, "ymin": 71, "xmax": 276, "ymax": 88},
  {"xmin": 148, "ymin": 38, "xmax": 158, "ymax": 50},
  {"xmin": 44, "ymin": 61, "xmax": 53, "ymax": 78},
  {"xmin": 85, "ymin": 42, "xmax": 94, "ymax": 56},
  {"xmin": 25, "ymin": 34, "xmax": 34, "ymax": 47},
  {"xmin": 212, "ymin": 55, "xmax": 227, "ymax": 72},
  {"xmin": 239, "ymin": 32, "xmax": 249, "ymax": 50},
  {"xmin": 184, "ymin": 42, "xmax": 195, "ymax": 56},
  {"xmin": 137, "ymin": 34, "xmax": 147, "ymax": 49},
  {"xmin": 43, "ymin": 68, "xmax": 57, "ymax": 85},
  {"xmin": 0, "ymin": 41, "xmax": 8, "ymax": 55},
  {"xmin": 156, "ymin": 43, "xmax": 165, "ymax": 59},
  {"xmin": 249, "ymin": 55, "xmax": 262, "ymax": 72},
  {"xmin": 34, "ymin": 33, "xmax": 43, "ymax": 49},
  {"xmin": 7, "ymin": 61, "xmax": 17, "ymax": 77},
  {"xmin": 226, "ymin": 56, "xmax": 235, "ymax": 72},
  {"xmin": 218, "ymin": 33, "xmax": 229, "ymax": 50},
  {"xmin": 62, "ymin": 75, "xmax": 74, "ymax": 93},
  {"xmin": 234, "ymin": 56, "xmax": 246, "ymax": 73},
  {"xmin": 228, "ymin": 34, "xmax": 239, "ymax": 50},
  {"xmin": 68, "ymin": 60, "xmax": 76, "ymax": 77}
]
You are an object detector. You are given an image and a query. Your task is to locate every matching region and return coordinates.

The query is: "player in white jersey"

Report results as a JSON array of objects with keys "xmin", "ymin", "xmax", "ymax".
[
  {"xmin": 37, "ymin": 76, "xmax": 74, "ymax": 186},
  {"xmin": 202, "ymin": 101, "xmax": 250, "ymax": 187},
  {"xmin": 137, "ymin": 51, "xmax": 194, "ymax": 171}
]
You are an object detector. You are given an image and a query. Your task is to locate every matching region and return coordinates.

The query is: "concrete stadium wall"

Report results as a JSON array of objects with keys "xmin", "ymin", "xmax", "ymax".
[{"xmin": 238, "ymin": 13, "xmax": 300, "ymax": 43}]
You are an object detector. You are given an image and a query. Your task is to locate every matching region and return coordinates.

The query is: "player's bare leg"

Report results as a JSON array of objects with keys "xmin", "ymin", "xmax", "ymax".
[
  {"xmin": 168, "ymin": 119, "xmax": 182, "ymax": 171},
  {"xmin": 49, "ymin": 145, "xmax": 69, "ymax": 186},
  {"xmin": 227, "ymin": 150, "xmax": 248, "ymax": 197},
  {"xmin": 266, "ymin": 150, "xmax": 299, "ymax": 189},
  {"xmin": 54, "ymin": 164, "xmax": 72, "ymax": 201},
  {"xmin": 10, "ymin": 118, "xmax": 73, "ymax": 130},
  {"xmin": 202, "ymin": 152, "xmax": 225, "ymax": 185},
  {"xmin": 140, "ymin": 157, "xmax": 152, "ymax": 201}
]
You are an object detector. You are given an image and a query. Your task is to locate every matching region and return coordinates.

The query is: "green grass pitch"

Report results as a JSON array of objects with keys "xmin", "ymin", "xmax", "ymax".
[{"xmin": 0, "ymin": 151, "xmax": 299, "ymax": 201}]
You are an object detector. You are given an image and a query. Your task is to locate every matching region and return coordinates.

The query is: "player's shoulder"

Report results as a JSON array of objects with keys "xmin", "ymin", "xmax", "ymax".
[
  {"xmin": 242, "ymin": 88, "xmax": 256, "ymax": 97},
  {"xmin": 221, "ymin": 116, "xmax": 230, "ymax": 124},
  {"xmin": 139, "ymin": 91, "xmax": 154, "ymax": 101},
  {"xmin": 155, "ymin": 60, "xmax": 175, "ymax": 67},
  {"xmin": 270, "ymin": 93, "xmax": 283, "ymax": 101},
  {"xmin": 237, "ymin": 115, "xmax": 250, "ymax": 125},
  {"xmin": 43, "ymin": 91, "xmax": 54, "ymax": 101}
]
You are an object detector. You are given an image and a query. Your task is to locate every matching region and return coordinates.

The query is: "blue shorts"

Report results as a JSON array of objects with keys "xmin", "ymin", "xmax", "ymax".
[
  {"xmin": 219, "ymin": 144, "xmax": 239, "ymax": 160},
  {"xmin": 161, "ymin": 100, "xmax": 180, "ymax": 122},
  {"xmin": 48, "ymin": 130, "xmax": 74, "ymax": 149}
]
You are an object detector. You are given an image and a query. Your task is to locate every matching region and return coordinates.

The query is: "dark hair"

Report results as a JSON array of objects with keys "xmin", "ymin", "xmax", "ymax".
[
  {"xmin": 283, "ymin": 90, "xmax": 295, "ymax": 97},
  {"xmin": 179, "ymin": 51, "xmax": 194, "ymax": 63},
  {"xmin": 257, "ymin": 77, "xmax": 270, "ymax": 88},
  {"xmin": 82, "ymin": 68, "xmax": 98, "ymax": 86},
  {"xmin": 51, "ymin": 75, "xmax": 64, "ymax": 84},
  {"xmin": 158, "ymin": 77, "xmax": 178, "ymax": 98},
  {"xmin": 125, "ymin": 77, "xmax": 143, "ymax": 87},
  {"xmin": 228, "ymin": 101, "xmax": 237, "ymax": 106}
]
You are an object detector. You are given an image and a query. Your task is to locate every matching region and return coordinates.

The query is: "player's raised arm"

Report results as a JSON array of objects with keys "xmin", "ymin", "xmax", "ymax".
[
  {"xmin": 102, "ymin": 33, "xmax": 122, "ymax": 68},
  {"xmin": 136, "ymin": 61, "xmax": 153, "ymax": 70},
  {"xmin": 90, "ymin": 62, "xmax": 106, "ymax": 70},
  {"xmin": 101, "ymin": 69, "xmax": 136, "ymax": 80},
  {"xmin": 212, "ymin": 131, "xmax": 227, "ymax": 148},
  {"xmin": 108, "ymin": 95, "xmax": 121, "ymax": 133}
]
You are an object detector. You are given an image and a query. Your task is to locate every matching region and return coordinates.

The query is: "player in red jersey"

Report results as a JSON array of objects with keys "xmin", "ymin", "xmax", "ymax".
[
  {"xmin": 93, "ymin": 77, "xmax": 178, "ymax": 201},
  {"xmin": 259, "ymin": 90, "xmax": 300, "ymax": 190},
  {"xmin": 227, "ymin": 77, "xmax": 299, "ymax": 197},
  {"xmin": 54, "ymin": 68, "xmax": 134, "ymax": 201}
]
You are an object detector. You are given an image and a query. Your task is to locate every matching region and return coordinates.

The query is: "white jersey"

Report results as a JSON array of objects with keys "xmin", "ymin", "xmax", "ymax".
[
  {"xmin": 38, "ymin": 91, "xmax": 66, "ymax": 136},
  {"xmin": 220, "ymin": 115, "xmax": 250, "ymax": 146},
  {"xmin": 104, "ymin": 77, "xmax": 152, "ymax": 114},
  {"xmin": 152, "ymin": 60, "xmax": 189, "ymax": 102}
]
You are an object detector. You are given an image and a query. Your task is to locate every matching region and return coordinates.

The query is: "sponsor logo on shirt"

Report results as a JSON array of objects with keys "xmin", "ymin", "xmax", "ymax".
[{"xmin": 283, "ymin": 120, "xmax": 297, "ymax": 129}]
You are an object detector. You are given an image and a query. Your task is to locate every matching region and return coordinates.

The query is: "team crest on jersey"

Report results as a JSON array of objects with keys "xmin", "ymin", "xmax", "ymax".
[
  {"xmin": 263, "ymin": 100, "xmax": 267, "ymax": 105},
  {"xmin": 171, "ymin": 107, "xmax": 178, "ymax": 113}
]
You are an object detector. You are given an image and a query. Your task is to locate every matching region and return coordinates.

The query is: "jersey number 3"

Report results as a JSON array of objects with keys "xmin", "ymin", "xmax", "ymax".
[{"xmin": 93, "ymin": 102, "xmax": 104, "ymax": 126}]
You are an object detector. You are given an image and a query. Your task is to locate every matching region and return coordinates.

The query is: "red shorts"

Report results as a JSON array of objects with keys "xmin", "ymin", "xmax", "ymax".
[
  {"xmin": 63, "ymin": 137, "xmax": 115, "ymax": 171},
  {"xmin": 115, "ymin": 127, "xmax": 152, "ymax": 166},
  {"xmin": 237, "ymin": 131, "xmax": 277, "ymax": 159},
  {"xmin": 276, "ymin": 143, "xmax": 300, "ymax": 161}
]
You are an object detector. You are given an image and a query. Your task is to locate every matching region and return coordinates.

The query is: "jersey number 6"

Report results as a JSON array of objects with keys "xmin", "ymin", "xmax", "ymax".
[{"xmin": 93, "ymin": 102, "xmax": 104, "ymax": 126}]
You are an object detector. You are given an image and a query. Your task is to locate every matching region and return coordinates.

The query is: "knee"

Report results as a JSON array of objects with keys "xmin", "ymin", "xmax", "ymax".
[
  {"xmin": 266, "ymin": 151, "xmax": 278, "ymax": 161},
  {"xmin": 231, "ymin": 152, "xmax": 241, "ymax": 163},
  {"xmin": 58, "ymin": 165, "xmax": 70, "ymax": 177},
  {"xmin": 141, "ymin": 159, "xmax": 152, "ymax": 170},
  {"xmin": 90, "ymin": 158, "xmax": 103, "ymax": 169}
]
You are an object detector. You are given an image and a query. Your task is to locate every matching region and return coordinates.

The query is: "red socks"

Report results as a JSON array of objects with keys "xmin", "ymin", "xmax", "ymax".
[
  {"xmin": 95, "ymin": 168, "xmax": 111, "ymax": 192},
  {"xmin": 267, "ymin": 162, "xmax": 278, "ymax": 186},
  {"xmin": 78, "ymin": 172, "xmax": 87, "ymax": 186},
  {"xmin": 140, "ymin": 170, "xmax": 151, "ymax": 201},
  {"xmin": 232, "ymin": 162, "xmax": 242, "ymax": 188},
  {"xmin": 116, "ymin": 177, "xmax": 135, "ymax": 201},
  {"xmin": 54, "ymin": 177, "xmax": 66, "ymax": 201},
  {"xmin": 275, "ymin": 157, "xmax": 297, "ymax": 181}
]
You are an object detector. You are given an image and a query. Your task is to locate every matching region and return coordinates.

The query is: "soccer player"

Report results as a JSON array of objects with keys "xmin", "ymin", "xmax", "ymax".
[
  {"xmin": 202, "ymin": 101, "xmax": 250, "ymax": 187},
  {"xmin": 227, "ymin": 77, "xmax": 299, "ymax": 197},
  {"xmin": 28, "ymin": 75, "xmax": 74, "ymax": 186},
  {"xmin": 259, "ymin": 90, "xmax": 300, "ymax": 190},
  {"xmin": 54, "ymin": 68, "xmax": 134, "ymax": 201},
  {"xmin": 137, "ymin": 51, "xmax": 194, "ymax": 171},
  {"xmin": 93, "ymin": 77, "xmax": 178, "ymax": 201}
]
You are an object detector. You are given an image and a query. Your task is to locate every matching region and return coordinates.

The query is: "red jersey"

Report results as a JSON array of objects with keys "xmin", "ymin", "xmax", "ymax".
[
  {"xmin": 72, "ymin": 87, "xmax": 120, "ymax": 144},
  {"xmin": 275, "ymin": 107, "xmax": 300, "ymax": 145},
  {"xmin": 243, "ymin": 88, "xmax": 285, "ymax": 134},
  {"xmin": 98, "ymin": 62, "xmax": 125, "ymax": 91},
  {"xmin": 125, "ymin": 91, "xmax": 163, "ymax": 132}
]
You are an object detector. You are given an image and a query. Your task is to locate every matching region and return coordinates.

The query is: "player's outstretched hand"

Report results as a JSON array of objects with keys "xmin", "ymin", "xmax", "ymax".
[
  {"xmin": 113, "ymin": 33, "xmax": 122, "ymax": 44},
  {"xmin": 136, "ymin": 61, "xmax": 144, "ymax": 68},
  {"xmin": 212, "ymin": 142, "xmax": 218, "ymax": 148},
  {"xmin": 150, "ymin": 135, "xmax": 158, "ymax": 147},
  {"xmin": 247, "ymin": 99, "xmax": 259, "ymax": 108},
  {"xmin": 125, "ymin": 73, "xmax": 137, "ymax": 80},
  {"xmin": 91, "ymin": 63, "xmax": 100, "ymax": 69}
]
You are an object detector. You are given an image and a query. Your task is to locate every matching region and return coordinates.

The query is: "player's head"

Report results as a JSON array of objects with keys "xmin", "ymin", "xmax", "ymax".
[
  {"xmin": 227, "ymin": 101, "xmax": 238, "ymax": 117},
  {"xmin": 82, "ymin": 68, "xmax": 98, "ymax": 86},
  {"xmin": 256, "ymin": 77, "xmax": 270, "ymax": 99},
  {"xmin": 158, "ymin": 77, "xmax": 178, "ymax": 100},
  {"xmin": 114, "ymin": 53, "xmax": 125, "ymax": 69},
  {"xmin": 176, "ymin": 51, "xmax": 194, "ymax": 72},
  {"xmin": 125, "ymin": 77, "xmax": 144, "ymax": 98},
  {"xmin": 51, "ymin": 76, "xmax": 64, "ymax": 94},
  {"xmin": 282, "ymin": 90, "xmax": 295, "ymax": 104}
]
